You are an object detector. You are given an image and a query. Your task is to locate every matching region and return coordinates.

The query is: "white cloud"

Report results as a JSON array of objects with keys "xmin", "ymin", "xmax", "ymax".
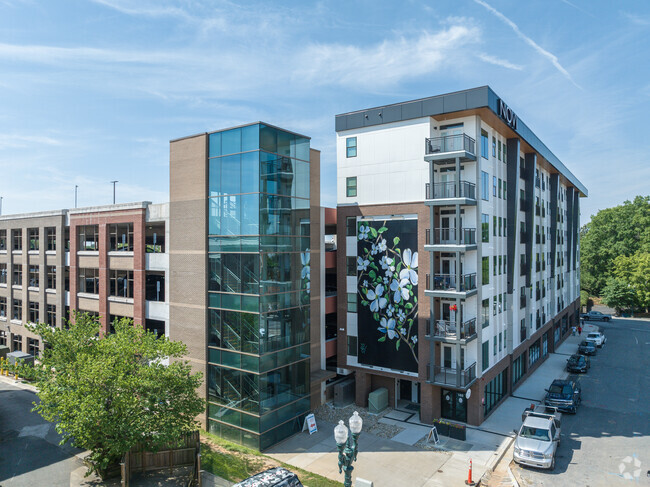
[
  {"xmin": 477, "ymin": 53, "xmax": 523, "ymax": 70},
  {"xmin": 621, "ymin": 11, "xmax": 650, "ymax": 26},
  {"xmin": 0, "ymin": 134, "xmax": 62, "ymax": 149},
  {"xmin": 474, "ymin": 0, "xmax": 581, "ymax": 89}
]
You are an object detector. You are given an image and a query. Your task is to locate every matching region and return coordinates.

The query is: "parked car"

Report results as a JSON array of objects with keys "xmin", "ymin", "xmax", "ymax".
[
  {"xmin": 566, "ymin": 354, "xmax": 590, "ymax": 373},
  {"xmin": 544, "ymin": 379, "xmax": 582, "ymax": 413},
  {"xmin": 578, "ymin": 340, "xmax": 597, "ymax": 355},
  {"xmin": 233, "ymin": 468, "xmax": 303, "ymax": 487},
  {"xmin": 580, "ymin": 310, "xmax": 611, "ymax": 321},
  {"xmin": 513, "ymin": 410, "xmax": 561, "ymax": 470},
  {"xmin": 585, "ymin": 331, "xmax": 607, "ymax": 347}
]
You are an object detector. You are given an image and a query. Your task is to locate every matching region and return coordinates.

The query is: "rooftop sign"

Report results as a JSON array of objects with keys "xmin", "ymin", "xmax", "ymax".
[{"xmin": 498, "ymin": 99, "xmax": 518, "ymax": 130}]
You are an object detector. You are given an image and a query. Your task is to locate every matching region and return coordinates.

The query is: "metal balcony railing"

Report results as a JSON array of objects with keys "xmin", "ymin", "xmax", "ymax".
[
  {"xmin": 425, "ymin": 134, "xmax": 475, "ymax": 156},
  {"xmin": 426, "ymin": 228, "xmax": 476, "ymax": 245},
  {"xmin": 431, "ymin": 273, "xmax": 477, "ymax": 292},
  {"xmin": 428, "ymin": 362, "xmax": 477, "ymax": 388},
  {"xmin": 426, "ymin": 181, "xmax": 476, "ymax": 200},
  {"xmin": 431, "ymin": 318, "xmax": 477, "ymax": 341}
]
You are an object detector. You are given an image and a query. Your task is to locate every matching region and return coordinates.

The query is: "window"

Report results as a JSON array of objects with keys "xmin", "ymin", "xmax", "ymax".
[
  {"xmin": 481, "ymin": 130, "xmax": 489, "ymax": 158},
  {"xmin": 493, "ymin": 335, "xmax": 497, "ymax": 355},
  {"xmin": 492, "ymin": 256, "xmax": 496, "ymax": 277},
  {"xmin": 109, "ymin": 223, "xmax": 134, "ymax": 252},
  {"xmin": 520, "ymin": 318, "xmax": 526, "ymax": 342},
  {"xmin": 13, "ymin": 334, "xmax": 22, "ymax": 352},
  {"xmin": 28, "ymin": 228, "xmax": 39, "ymax": 250},
  {"xmin": 482, "ymin": 341, "xmax": 489, "ymax": 372},
  {"xmin": 12, "ymin": 229, "xmax": 22, "ymax": 250},
  {"xmin": 503, "ymin": 181, "xmax": 507, "ymax": 199},
  {"xmin": 493, "ymin": 176, "xmax": 497, "ymax": 197},
  {"xmin": 78, "ymin": 268, "xmax": 100, "ymax": 294},
  {"xmin": 145, "ymin": 272, "xmax": 165, "ymax": 301},
  {"xmin": 47, "ymin": 304, "xmax": 56, "ymax": 327},
  {"xmin": 499, "ymin": 331, "xmax": 502, "ymax": 351},
  {"xmin": 13, "ymin": 264, "xmax": 22, "ymax": 286},
  {"xmin": 346, "ymin": 177, "xmax": 357, "ymax": 197},
  {"xmin": 0, "ymin": 263, "xmax": 6, "ymax": 284},
  {"xmin": 482, "ymin": 299, "xmax": 489, "ymax": 328},
  {"xmin": 498, "ymin": 179, "xmax": 502, "ymax": 199},
  {"xmin": 29, "ymin": 266, "xmax": 39, "ymax": 288},
  {"xmin": 28, "ymin": 338, "xmax": 39, "ymax": 357},
  {"xmin": 484, "ymin": 369, "xmax": 507, "ymax": 416},
  {"xmin": 0, "ymin": 229, "xmax": 5, "ymax": 251},
  {"xmin": 110, "ymin": 270, "xmax": 134, "ymax": 298},
  {"xmin": 347, "ymin": 335, "xmax": 358, "ymax": 356},
  {"xmin": 46, "ymin": 227, "xmax": 56, "ymax": 251},
  {"xmin": 481, "ymin": 171, "xmax": 489, "ymax": 201},
  {"xmin": 492, "ymin": 136, "xmax": 496, "ymax": 157},
  {"xmin": 498, "ymin": 294, "xmax": 503, "ymax": 313},
  {"xmin": 498, "ymin": 217, "xmax": 502, "ymax": 236},
  {"xmin": 28, "ymin": 301, "xmax": 39, "ymax": 323},
  {"xmin": 0, "ymin": 297, "xmax": 5, "ymax": 318},
  {"xmin": 498, "ymin": 256, "xmax": 502, "ymax": 275},
  {"xmin": 47, "ymin": 266, "xmax": 56, "ymax": 289},
  {"xmin": 12, "ymin": 299, "xmax": 22, "ymax": 321},
  {"xmin": 347, "ymin": 293, "xmax": 357, "ymax": 313},
  {"xmin": 346, "ymin": 256, "xmax": 356, "ymax": 276},
  {"xmin": 78, "ymin": 225, "xmax": 99, "ymax": 251},
  {"xmin": 346, "ymin": 137, "xmax": 357, "ymax": 158},
  {"xmin": 503, "ymin": 143, "xmax": 507, "ymax": 161},
  {"xmin": 493, "ymin": 296, "xmax": 497, "ymax": 316},
  {"xmin": 498, "ymin": 140, "xmax": 502, "ymax": 161},
  {"xmin": 346, "ymin": 217, "xmax": 356, "ymax": 236},
  {"xmin": 529, "ymin": 341, "xmax": 540, "ymax": 366},
  {"xmin": 482, "ymin": 257, "xmax": 489, "ymax": 285},
  {"xmin": 481, "ymin": 214, "xmax": 489, "ymax": 242}
]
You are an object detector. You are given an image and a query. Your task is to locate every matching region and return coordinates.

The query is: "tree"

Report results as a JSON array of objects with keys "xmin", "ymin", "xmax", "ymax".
[
  {"xmin": 28, "ymin": 314, "xmax": 204, "ymax": 478},
  {"xmin": 613, "ymin": 252, "xmax": 650, "ymax": 311},
  {"xmin": 601, "ymin": 278, "xmax": 637, "ymax": 315}
]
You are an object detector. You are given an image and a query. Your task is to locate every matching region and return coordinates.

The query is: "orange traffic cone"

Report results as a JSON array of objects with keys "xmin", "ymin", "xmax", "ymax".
[{"xmin": 465, "ymin": 458, "xmax": 475, "ymax": 485}]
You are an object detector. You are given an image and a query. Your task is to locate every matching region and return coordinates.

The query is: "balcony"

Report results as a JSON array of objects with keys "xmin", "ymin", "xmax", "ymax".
[
  {"xmin": 425, "ymin": 273, "xmax": 477, "ymax": 298},
  {"xmin": 425, "ymin": 181, "xmax": 476, "ymax": 206},
  {"xmin": 427, "ymin": 362, "xmax": 477, "ymax": 389},
  {"xmin": 424, "ymin": 134, "xmax": 476, "ymax": 164},
  {"xmin": 425, "ymin": 227, "xmax": 477, "ymax": 251},
  {"xmin": 428, "ymin": 318, "xmax": 477, "ymax": 343}
]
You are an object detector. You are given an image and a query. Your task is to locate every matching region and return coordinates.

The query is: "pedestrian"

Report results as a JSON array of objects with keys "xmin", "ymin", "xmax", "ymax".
[
  {"xmin": 578, "ymin": 325, "xmax": 582, "ymax": 335},
  {"xmin": 572, "ymin": 325, "xmax": 576, "ymax": 336}
]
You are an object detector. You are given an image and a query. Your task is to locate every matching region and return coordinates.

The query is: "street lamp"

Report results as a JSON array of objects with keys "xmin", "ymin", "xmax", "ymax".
[{"xmin": 334, "ymin": 411, "xmax": 363, "ymax": 487}]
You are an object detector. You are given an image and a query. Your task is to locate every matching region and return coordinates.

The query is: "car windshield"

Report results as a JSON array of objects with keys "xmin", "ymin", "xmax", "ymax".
[
  {"xmin": 519, "ymin": 426, "xmax": 551, "ymax": 441},
  {"xmin": 587, "ymin": 333, "xmax": 598, "ymax": 338},
  {"xmin": 549, "ymin": 384, "xmax": 573, "ymax": 395},
  {"xmin": 580, "ymin": 341, "xmax": 592, "ymax": 347},
  {"xmin": 568, "ymin": 356, "xmax": 582, "ymax": 364}
]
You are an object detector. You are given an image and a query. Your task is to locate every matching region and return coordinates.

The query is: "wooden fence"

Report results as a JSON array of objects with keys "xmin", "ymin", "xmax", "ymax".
[{"xmin": 121, "ymin": 430, "xmax": 201, "ymax": 487}]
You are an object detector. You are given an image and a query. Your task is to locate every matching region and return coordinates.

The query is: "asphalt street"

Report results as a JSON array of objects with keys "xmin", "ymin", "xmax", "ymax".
[
  {"xmin": 0, "ymin": 379, "xmax": 85, "ymax": 487},
  {"xmin": 512, "ymin": 317, "xmax": 650, "ymax": 486}
]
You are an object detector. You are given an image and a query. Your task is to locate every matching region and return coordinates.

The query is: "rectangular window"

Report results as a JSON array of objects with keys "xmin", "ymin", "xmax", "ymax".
[
  {"xmin": 78, "ymin": 225, "xmax": 99, "ymax": 251},
  {"xmin": 12, "ymin": 299, "xmax": 22, "ymax": 321},
  {"xmin": 346, "ymin": 177, "xmax": 357, "ymax": 197},
  {"xmin": 503, "ymin": 292, "xmax": 507, "ymax": 311},
  {"xmin": 13, "ymin": 334, "xmax": 22, "ymax": 352},
  {"xmin": 110, "ymin": 270, "xmax": 134, "ymax": 298},
  {"xmin": 109, "ymin": 223, "xmax": 134, "ymax": 252},
  {"xmin": 498, "ymin": 217, "xmax": 502, "ymax": 236},
  {"xmin": 499, "ymin": 332, "xmax": 502, "ymax": 351},
  {"xmin": 346, "ymin": 256, "xmax": 356, "ymax": 276},
  {"xmin": 498, "ymin": 256, "xmax": 502, "ymax": 275},
  {"xmin": 29, "ymin": 266, "xmax": 39, "ymax": 288},
  {"xmin": 28, "ymin": 228, "xmax": 39, "ymax": 251},
  {"xmin": 481, "ymin": 171, "xmax": 489, "ymax": 201},
  {"xmin": 493, "ymin": 296, "xmax": 497, "ymax": 316},
  {"xmin": 47, "ymin": 304, "xmax": 56, "ymax": 327},
  {"xmin": 145, "ymin": 272, "xmax": 165, "ymax": 301},
  {"xmin": 347, "ymin": 293, "xmax": 357, "ymax": 313},
  {"xmin": 346, "ymin": 137, "xmax": 357, "ymax": 158},
  {"xmin": 0, "ymin": 229, "xmax": 6, "ymax": 251},
  {"xmin": 28, "ymin": 338, "xmax": 39, "ymax": 357},
  {"xmin": 503, "ymin": 143, "xmax": 507, "ymax": 161},
  {"xmin": 28, "ymin": 301, "xmax": 39, "ymax": 323},
  {"xmin": 493, "ymin": 176, "xmax": 497, "ymax": 197},
  {"xmin": 482, "ymin": 341, "xmax": 490, "ymax": 372},
  {"xmin": 13, "ymin": 264, "xmax": 22, "ymax": 286},
  {"xmin": 45, "ymin": 227, "xmax": 56, "ymax": 251},
  {"xmin": 498, "ymin": 179, "xmax": 502, "ymax": 199},
  {"xmin": 482, "ymin": 298, "xmax": 489, "ymax": 328},
  {"xmin": 482, "ymin": 257, "xmax": 490, "ymax": 285},
  {"xmin": 498, "ymin": 294, "xmax": 503, "ymax": 313},
  {"xmin": 482, "ymin": 214, "xmax": 489, "ymax": 242},
  {"xmin": 520, "ymin": 318, "xmax": 526, "ymax": 342},
  {"xmin": 347, "ymin": 335, "xmax": 358, "ymax": 356},
  {"xmin": 12, "ymin": 229, "xmax": 22, "ymax": 250},
  {"xmin": 493, "ymin": 335, "xmax": 497, "ymax": 355},
  {"xmin": 498, "ymin": 140, "xmax": 502, "ymax": 161},
  {"xmin": 0, "ymin": 297, "xmax": 6, "ymax": 318},
  {"xmin": 78, "ymin": 268, "xmax": 100, "ymax": 294},
  {"xmin": 346, "ymin": 217, "xmax": 356, "ymax": 236},
  {"xmin": 0, "ymin": 263, "xmax": 6, "ymax": 284},
  {"xmin": 492, "ymin": 136, "xmax": 496, "ymax": 157},
  {"xmin": 47, "ymin": 266, "xmax": 56, "ymax": 289},
  {"xmin": 492, "ymin": 256, "xmax": 496, "ymax": 277},
  {"xmin": 493, "ymin": 216, "xmax": 497, "ymax": 237},
  {"xmin": 481, "ymin": 130, "xmax": 489, "ymax": 158}
]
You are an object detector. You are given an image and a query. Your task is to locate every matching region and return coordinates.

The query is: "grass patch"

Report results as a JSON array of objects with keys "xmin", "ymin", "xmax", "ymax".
[{"xmin": 200, "ymin": 430, "xmax": 343, "ymax": 487}]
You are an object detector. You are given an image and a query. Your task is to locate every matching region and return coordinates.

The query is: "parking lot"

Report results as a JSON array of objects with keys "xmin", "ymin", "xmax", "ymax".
[{"xmin": 512, "ymin": 317, "xmax": 650, "ymax": 486}]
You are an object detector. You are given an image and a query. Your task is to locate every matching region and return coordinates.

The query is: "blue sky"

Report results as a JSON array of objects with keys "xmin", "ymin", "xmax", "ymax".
[{"xmin": 0, "ymin": 0, "xmax": 648, "ymax": 223}]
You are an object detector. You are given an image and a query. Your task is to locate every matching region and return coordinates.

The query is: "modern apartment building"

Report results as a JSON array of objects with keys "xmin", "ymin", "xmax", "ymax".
[
  {"xmin": 335, "ymin": 86, "xmax": 587, "ymax": 425},
  {"xmin": 169, "ymin": 122, "xmax": 329, "ymax": 450},
  {"xmin": 0, "ymin": 202, "xmax": 169, "ymax": 353}
]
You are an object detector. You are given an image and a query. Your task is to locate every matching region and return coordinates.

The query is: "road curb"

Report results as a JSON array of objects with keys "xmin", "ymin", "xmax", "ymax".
[{"xmin": 486, "ymin": 435, "xmax": 515, "ymax": 472}]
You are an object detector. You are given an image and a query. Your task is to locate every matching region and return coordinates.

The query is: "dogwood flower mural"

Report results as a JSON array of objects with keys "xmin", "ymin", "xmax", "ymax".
[{"xmin": 356, "ymin": 219, "xmax": 419, "ymax": 370}]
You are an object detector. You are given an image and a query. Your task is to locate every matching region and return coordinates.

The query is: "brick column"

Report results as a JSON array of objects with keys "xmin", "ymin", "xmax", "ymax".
[
  {"xmin": 69, "ymin": 223, "xmax": 78, "ymax": 324},
  {"xmin": 98, "ymin": 224, "xmax": 109, "ymax": 334},
  {"xmin": 133, "ymin": 212, "xmax": 146, "ymax": 328}
]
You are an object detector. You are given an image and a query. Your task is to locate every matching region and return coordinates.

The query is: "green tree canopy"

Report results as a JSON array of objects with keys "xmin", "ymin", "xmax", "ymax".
[
  {"xmin": 28, "ymin": 314, "xmax": 204, "ymax": 478},
  {"xmin": 601, "ymin": 278, "xmax": 638, "ymax": 314},
  {"xmin": 580, "ymin": 196, "xmax": 650, "ymax": 295}
]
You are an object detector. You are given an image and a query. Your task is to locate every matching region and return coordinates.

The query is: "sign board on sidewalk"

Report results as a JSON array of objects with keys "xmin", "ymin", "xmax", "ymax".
[
  {"xmin": 426, "ymin": 426, "xmax": 440, "ymax": 445},
  {"xmin": 302, "ymin": 413, "xmax": 318, "ymax": 435}
]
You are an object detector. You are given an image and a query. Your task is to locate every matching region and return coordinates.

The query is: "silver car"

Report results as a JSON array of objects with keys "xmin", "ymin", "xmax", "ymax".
[{"xmin": 513, "ymin": 411, "xmax": 561, "ymax": 470}]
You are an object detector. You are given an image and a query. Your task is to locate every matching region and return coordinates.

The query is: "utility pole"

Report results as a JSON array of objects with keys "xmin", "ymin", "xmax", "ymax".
[
  {"xmin": 110, "ymin": 181, "xmax": 118, "ymax": 205},
  {"xmin": 0, "ymin": 196, "xmax": 3, "ymax": 216},
  {"xmin": 74, "ymin": 185, "xmax": 78, "ymax": 208}
]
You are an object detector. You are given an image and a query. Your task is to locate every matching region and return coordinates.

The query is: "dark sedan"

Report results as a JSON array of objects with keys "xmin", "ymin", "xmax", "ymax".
[
  {"xmin": 578, "ymin": 340, "xmax": 597, "ymax": 355},
  {"xmin": 566, "ymin": 354, "xmax": 590, "ymax": 373}
]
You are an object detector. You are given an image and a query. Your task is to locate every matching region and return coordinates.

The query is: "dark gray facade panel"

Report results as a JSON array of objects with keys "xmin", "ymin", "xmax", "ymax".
[
  {"xmin": 506, "ymin": 138, "xmax": 521, "ymax": 294},
  {"xmin": 364, "ymin": 108, "xmax": 383, "ymax": 127},
  {"xmin": 524, "ymin": 153, "xmax": 535, "ymax": 288},
  {"xmin": 550, "ymin": 174, "xmax": 559, "ymax": 279},
  {"xmin": 573, "ymin": 190, "xmax": 579, "ymax": 271},
  {"xmin": 566, "ymin": 187, "xmax": 575, "ymax": 274},
  {"xmin": 443, "ymin": 92, "xmax": 467, "ymax": 112},
  {"xmin": 347, "ymin": 112, "xmax": 365, "ymax": 129},
  {"xmin": 335, "ymin": 116, "xmax": 347, "ymax": 132},
  {"xmin": 421, "ymin": 97, "xmax": 443, "ymax": 116},
  {"xmin": 401, "ymin": 101, "xmax": 423, "ymax": 119},
  {"xmin": 466, "ymin": 86, "xmax": 489, "ymax": 109},
  {"xmin": 383, "ymin": 105, "xmax": 402, "ymax": 124}
]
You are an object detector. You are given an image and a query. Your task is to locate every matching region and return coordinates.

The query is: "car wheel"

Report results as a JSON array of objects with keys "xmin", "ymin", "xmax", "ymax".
[{"xmin": 550, "ymin": 456, "xmax": 555, "ymax": 470}]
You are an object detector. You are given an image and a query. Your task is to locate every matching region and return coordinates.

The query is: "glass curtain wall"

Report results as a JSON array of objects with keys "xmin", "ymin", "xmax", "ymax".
[{"xmin": 206, "ymin": 123, "xmax": 311, "ymax": 450}]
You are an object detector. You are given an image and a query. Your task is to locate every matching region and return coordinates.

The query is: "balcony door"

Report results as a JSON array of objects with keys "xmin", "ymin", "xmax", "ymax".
[
  {"xmin": 441, "ymin": 127, "xmax": 462, "ymax": 152},
  {"xmin": 442, "ymin": 344, "xmax": 465, "ymax": 370}
]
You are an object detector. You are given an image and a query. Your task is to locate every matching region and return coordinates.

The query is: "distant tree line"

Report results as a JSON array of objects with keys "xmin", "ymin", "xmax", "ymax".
[{"xmin": 580, "ymin": 195, "xmax": 650, "ymax": 313}]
